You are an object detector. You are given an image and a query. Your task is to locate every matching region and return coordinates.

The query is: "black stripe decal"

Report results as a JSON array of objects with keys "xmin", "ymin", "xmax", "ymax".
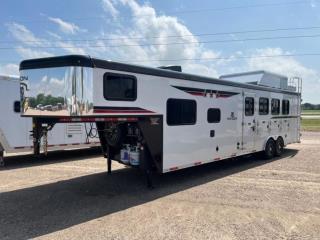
[
  {"xmin": 271, "ymin": 116, "xmax": 300, "ymax": 119},
  {"xmin": 172, "ymin": 86, "xmax": 240, "ymax": 97},
  {"xmin": 93, "ymin": 106, "xmax": 155, "ymax": 113}
]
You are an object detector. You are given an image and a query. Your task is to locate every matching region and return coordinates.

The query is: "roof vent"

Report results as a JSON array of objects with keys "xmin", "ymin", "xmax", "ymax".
[{"xmin": 158, "ymin": 65, "xmax": 182, "ymax": 72}]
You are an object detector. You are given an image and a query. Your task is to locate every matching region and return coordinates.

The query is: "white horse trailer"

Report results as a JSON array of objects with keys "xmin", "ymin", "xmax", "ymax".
[
  {"xmin": 0, "ymin": 74, "xmax": 100, "ymax": 166},
  {"xmin": 19, "ymin": 55, "xmax": 301, "ymax": 186}
]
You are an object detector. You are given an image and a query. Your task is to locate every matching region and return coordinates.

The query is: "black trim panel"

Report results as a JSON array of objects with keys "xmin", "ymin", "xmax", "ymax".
[
  {"xmin": 138, "ymin": 116, "xmax": 163, "ymax": 173},
  {"xmin": 20, "ymin": 55, "xmax": 94, "ymax": 70},
  {"xmin": 271, "ymin": 116, "xmax": 300, "ymax": 119},
  {"xmin": 173, "ymin": 85, "xmax": 240, "ymax": 97}
]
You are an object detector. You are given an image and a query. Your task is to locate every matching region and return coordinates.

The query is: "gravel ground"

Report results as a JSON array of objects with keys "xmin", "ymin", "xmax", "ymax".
[{"xmin": 0, "ymin": 132, "xmax": 319, "ymax": 240}]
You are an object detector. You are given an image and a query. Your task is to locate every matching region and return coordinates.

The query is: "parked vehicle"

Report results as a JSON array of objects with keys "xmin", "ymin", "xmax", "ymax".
[
  {"xmin": 0, "ymin": 74, "xmax": 100, "ymax": 166},
  {"xmin": 19, "ymin": 55, "xmax": 301, "ymax": 186}
]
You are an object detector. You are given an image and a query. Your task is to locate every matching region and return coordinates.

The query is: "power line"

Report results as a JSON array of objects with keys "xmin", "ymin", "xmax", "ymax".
[
  {"xmin": 1, "ymin": 53, "xmax": 320, "ymax": 64},
  {"xmin": 4, "ymin": 0, "xmax": 312, "ymax": 23},
  {"xmin": 163, "ymin": 0, "xmax": 311, "ymax": 15},
  {"xmin": 1, "ymin": 33, "xmax": 320, "ymax": 50},
  {"xmin": 2, "ymin": 25, "xmax": 320, "ymax": 44},
  {"xmin": 122, "ymin": 53, "xmax": 320, "ymax": 63}
]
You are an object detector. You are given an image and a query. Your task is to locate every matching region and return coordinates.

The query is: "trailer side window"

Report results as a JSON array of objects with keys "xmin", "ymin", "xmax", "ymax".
[
  {"xmin": 282, "ymin": 100, "xmax": 290, "ymax": 115},
  {"xmin": 259, "ymin": 98, "xmax": 269, "ymax": 115},
  {"xmin": 167, "ymin": 99, "xmax": 196, "ymax": 126},
  {"xmin": 245, "ymin": 97, "xmax": 254, "ymax": 116},
  {"xmin": 103, "ymin": 73, "xmax": 137, "ymax": 101},
  {"xmin": 207, "ymin": 108, "xmax": 221, "ymax": 123},
  {"xmin": 13, "ymin": 101, "xmax": 21, "ymax": 113},
  {"xmin": 271, "ymin": 99, "xmax": 280, "ymax": 115}
]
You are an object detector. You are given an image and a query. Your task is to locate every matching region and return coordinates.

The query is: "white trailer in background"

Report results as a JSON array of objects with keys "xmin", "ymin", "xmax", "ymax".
[
  {"xmin": 0, "ymin": 74, "xmax": 100, "ymax": 166},
  {"xmin": 19, "ymin": 55, "xmax": 302, "ymax": 187}
]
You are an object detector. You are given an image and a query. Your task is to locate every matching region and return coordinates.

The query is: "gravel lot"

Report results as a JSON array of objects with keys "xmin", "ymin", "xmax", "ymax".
[{"xmin": 0, "ymin": 132, "xmax": 319, "ymax": 240}]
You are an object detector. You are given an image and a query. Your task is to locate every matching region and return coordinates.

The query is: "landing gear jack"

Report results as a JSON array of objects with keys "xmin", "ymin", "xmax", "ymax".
[
  {"xmin": 145, "ymin": 169, "xmax": 154, "ymax": 189},
  {"xmin": 107, "ymin": 146, "xmax": 112, "ymax": 174}
]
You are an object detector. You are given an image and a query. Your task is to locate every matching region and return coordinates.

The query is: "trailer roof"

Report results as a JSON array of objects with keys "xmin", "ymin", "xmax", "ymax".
[
  {"xmin": 20, "ymin": 55, "xmax": 300, "ymax": 96},
  {"xmin": 220, "ymin": 70, "xmax": 288, "ymax": 80}
]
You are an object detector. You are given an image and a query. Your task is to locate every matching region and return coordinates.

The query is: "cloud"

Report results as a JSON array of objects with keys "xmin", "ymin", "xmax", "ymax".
[
  {"xmin": 102, "ymin": 0, "xmax": 119, "ymax": 19},
  {"xmin": 55, "ymin": 41, "xmax": 87, "ymax": 55},
  {"xmin": 96, "ymin": 0, "xmax": 222, "ymax": 77},
  {"xmin": 15, "ymin": 46, "xmax": 53, "ymax": 59},
  {"xmin": 247, "ymin": 47, "xmax": 320, "ymax": 103},
  {"xmin": 0, "ymin": 63, "xmax": 19, "ymax": 76},
  {"xmin": 6, "ymin": 22, "xmax": 44, "ymax": 46},
  {"xmin": 48, "ymin": 17, "xmax": 86, "ymax": 35},
  {"xmin": 310, "ymin": 0, "xmax": 317, "ymax": 8},
  {"xmin": 6, "ymin": 23, "xmax": 53, "ymax": 59},
  {"xmin": 47, "ymin": 31, "xmax": 62, "ymax": 39}
]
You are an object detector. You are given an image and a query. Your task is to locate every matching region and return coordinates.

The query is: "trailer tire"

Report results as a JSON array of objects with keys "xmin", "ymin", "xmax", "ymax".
[
  {"xmin": 0, "ymin": 151, "xmax": 4, "ymax": 167},
  {"xmin": 275, "ymin": 137, "xmax": 284, "ymax": 157},
  {"xmin": 264, "ymin": 139, "xmax": 276, "ymax": 159}
]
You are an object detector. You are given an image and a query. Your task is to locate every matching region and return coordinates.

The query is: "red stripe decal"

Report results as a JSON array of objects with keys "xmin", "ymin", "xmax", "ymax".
[
  {"xmin": 187, "ymin": 92, "xmax": 205, "ymax": 96},
  {"xmin": 14, "ymin": 146, "xmax": 29, "ymax": 149},
  {"xmin": 169, "ymin": 167, "xmax": 179, "ymax": 171},
  {"xmin": 93, "ymin": 110, "xmax": 154, "ymax": 114}
]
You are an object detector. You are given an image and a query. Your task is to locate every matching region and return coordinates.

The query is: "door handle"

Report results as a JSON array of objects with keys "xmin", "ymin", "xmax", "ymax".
[{"xmin": 210, "ymin": 130, "xmax": 215, "ymax": 137}]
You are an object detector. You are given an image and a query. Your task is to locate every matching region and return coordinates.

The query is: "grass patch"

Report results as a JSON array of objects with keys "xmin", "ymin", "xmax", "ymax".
[
  {"xmin": 302, "ymin": 110, "xmax": 320, "ymax": 115},
  {"xmin": 301, "ymin": 118, "xmax": 320, "ymax": 131}
]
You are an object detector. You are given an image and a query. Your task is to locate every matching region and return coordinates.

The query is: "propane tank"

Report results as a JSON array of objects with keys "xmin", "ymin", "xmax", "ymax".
[
  {"xmin": 120, "ymin": 144, "xmax": 130, "ymax": 164},
  {"xmin": 129, "ymin": 146, "xmax": 140, "ymax": 166}
]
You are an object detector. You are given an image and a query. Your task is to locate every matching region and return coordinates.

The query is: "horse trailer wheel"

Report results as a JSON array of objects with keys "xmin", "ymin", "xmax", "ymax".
[
  {"xmin": 264, "ymin": 139, "xmax": 276, "ymax": 159},
  {"xmin": 275, "ymin": 137, "xmax": 284, "ymax": 157},
  {"xmin": 0, "ymin": 152, "xmax": 4, "ymax": 167}
]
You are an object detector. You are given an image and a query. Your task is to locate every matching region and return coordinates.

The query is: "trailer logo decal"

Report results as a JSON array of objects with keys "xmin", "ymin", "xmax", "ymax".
[
  {"xmin": 172, "ymin": 86, "xmax": 240, "ymax": 98},
  {"xmin": 150, "ymin": 117, "xmax": 160, "ymax": 125},
  {"xmin": 227, "ymin": 112, "xmax": 237, "ymax": 120}
]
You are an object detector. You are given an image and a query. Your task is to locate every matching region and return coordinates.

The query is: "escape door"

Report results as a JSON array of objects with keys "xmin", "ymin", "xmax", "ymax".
[{"xmin": 242, "ymin": 92, "xmax": 257, "ymax": 151}]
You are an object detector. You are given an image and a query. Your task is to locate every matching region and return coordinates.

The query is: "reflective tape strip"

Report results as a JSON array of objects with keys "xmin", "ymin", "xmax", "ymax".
[
  {"xmin": 14, "ymin": 142, "xmax": 100, "ymax": 149},
  {"xmin": 59, "ymin": 117, "xmax": 138, "ymax": 122}
]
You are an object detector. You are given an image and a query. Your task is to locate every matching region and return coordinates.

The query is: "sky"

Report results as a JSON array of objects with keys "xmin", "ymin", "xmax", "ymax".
[{"xmin": 0, "ymin": 0, "xmax": 320, "ymax": 103}]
